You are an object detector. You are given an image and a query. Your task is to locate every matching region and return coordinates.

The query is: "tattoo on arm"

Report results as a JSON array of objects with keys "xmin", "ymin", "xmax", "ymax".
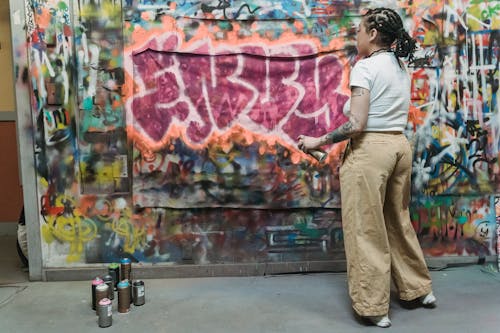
[
  {"xmin": 324, "ymin": 120, "xmax": 355, "ymax": 144},
  {"xmin": 351, "ymin": 87, "xmax": 367, "ymax": 97},
  {"xmin": 322, "ymin": 86, "xmax": 368, "ymax": 145}
]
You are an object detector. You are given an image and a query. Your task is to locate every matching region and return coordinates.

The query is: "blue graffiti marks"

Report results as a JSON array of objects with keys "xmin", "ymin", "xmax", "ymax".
[
  {"xmin": 129, "ymin": 2, "xmax": 359, "ymax": 48},
  {"xmin": 136, "ymin": 0, "xmax": 357, "ymax": 19}
]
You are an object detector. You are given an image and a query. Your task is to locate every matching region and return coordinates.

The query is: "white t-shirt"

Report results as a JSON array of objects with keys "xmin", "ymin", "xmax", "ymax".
[{"xmin": 346, "ymin": 52, "xmax": 410, "ymax": 132}]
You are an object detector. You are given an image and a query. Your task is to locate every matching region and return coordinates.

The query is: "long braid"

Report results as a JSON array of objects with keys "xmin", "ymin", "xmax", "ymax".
[{"xmin": 363, "ymin": 8, "xmax": 417, "ymax": 63}]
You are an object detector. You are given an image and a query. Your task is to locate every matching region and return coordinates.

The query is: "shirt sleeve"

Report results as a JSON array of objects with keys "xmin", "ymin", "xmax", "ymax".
[{"xmin": 349, "ymin": 60, "xmax": 371, "ymax": 91}]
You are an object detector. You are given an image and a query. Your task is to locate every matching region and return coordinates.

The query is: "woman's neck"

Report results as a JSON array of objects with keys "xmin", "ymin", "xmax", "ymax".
[{"xmin": 366, "ymin": 47, "xmax": 391, "ymax": 58}]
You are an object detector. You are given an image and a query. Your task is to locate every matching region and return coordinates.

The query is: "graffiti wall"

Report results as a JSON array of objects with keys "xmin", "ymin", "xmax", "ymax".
[{"xmin": 14, "ymin": 0, "xmax": 498, "ymax": 267}]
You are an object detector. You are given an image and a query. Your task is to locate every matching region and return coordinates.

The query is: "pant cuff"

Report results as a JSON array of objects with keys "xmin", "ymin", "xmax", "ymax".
[
  {"xmin": 399, "ymin": 283, "xmax": 432, "ymax": 301},
  {"xmin": 353, "ymin": 303, "xmax": 389, "ymax": 317}
]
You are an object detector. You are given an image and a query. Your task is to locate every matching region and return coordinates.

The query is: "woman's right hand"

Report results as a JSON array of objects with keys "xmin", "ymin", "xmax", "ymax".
[{"xmin": 297, "ymin": 135, "xmax": 323, "ymax": 152}]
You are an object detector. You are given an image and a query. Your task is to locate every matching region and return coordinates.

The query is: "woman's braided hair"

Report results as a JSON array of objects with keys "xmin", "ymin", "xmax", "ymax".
[{"xmin": 363, "ymin": 8, "xmax": 417, "ymax": 63}]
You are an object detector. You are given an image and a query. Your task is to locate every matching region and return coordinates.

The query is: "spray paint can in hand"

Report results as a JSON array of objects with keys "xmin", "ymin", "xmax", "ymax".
[
  {"xmin": 120, "ymin": 258, "xmax": 132, "ymax": 281},
  {"xmin": 91, "ymin": 277, "xmax": 104, "ymax": 310},
  {"xmin": 95, "ymin": 283, "xmax": 110, "ymax": 315},
  {"xmin": 97, "ymin": 298, "xmax": 112, "ymax": 328},
  {"xmin": 102, "ymin": 274, "xmax": 114, "ymax": 300},
  {"xmin": 132, "ymin": 280, "xmax": 145, "ymax": 306},
  {"xmin": 307, "ymin": 149, "xmax": 327, "ymax": 163},
  {"xmin": 117, "ymin": 280, "xmax": 130, "ymax": 313},
  {"xmin": 108, "ymin": 263, "xmax": 120, "ymax": 290}
]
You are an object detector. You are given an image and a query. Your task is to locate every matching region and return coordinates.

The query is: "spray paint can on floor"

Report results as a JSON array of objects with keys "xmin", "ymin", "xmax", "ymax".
[
  {"xmin": 108, "ymin": 263, "xmax": 120, "ymax": 290},
  {"xmin": 117, "ymin": 280, "xmax": 130, "ymax": 313},
  {"xmin": 128, "ymin": 280, "xmax": 133, "ymax": 304},
  {"xmin": 97, "ymin": 298, "xmax": 112, "ymax": 328},
  {"xmin": 120, "ymin": 258, "xmax": 131, "ymax": 281},
  {"xmin": 132, "ymin": 280, "xmax": 145, "ymax": 306},
  {"xmin": 102, "ymin": 275, "xmax": 114, "ymax": 300},
  {"xmin": 91, "ymin": 277, "xmax": 104, "ymax": 310},
  {"xmin": 95, "ymin": 283, "xmax": 110, "ymax": 315}
]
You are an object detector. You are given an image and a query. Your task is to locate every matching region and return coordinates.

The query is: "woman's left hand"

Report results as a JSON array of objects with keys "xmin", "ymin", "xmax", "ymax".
[{"xmin": 297, "ymin": 135, "xmax": 323, "ymax": 151}]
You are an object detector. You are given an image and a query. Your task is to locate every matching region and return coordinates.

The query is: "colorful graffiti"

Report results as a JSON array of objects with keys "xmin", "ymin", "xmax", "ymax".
[
  {"xmin": 136, "ymin": 0, "xmax": 356, "ymax": 20},
  {"xmin": 408, "ymin": 1, "xmax": 499, "ymax": 196},
  {"xmin": 83, "ymin": 207, "xmax": 343, "ymax": 264},
  {"xmin": 412, "ymin": 195, "xmax": 496, "ymax": 256},
  {"xmin": 25, "ymin": 0, "xmax": 77, "ymax": 197},
  {"xmin": 75, "ymin": 0, "xmax": 129, "ymax": 193},
  {"xmin": 15, "ymin": 0, "xmax": 499, "ymax": 266}
]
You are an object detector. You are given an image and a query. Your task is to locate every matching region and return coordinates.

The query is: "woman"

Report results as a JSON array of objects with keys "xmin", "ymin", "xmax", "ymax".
[{"xmin": 298, "ymin": 8, "xmax": 436, "ymax": 327}]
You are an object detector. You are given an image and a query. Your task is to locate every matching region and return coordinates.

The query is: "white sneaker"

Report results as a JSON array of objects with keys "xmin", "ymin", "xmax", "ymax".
[
  {"xmin": 420, "ymin": 292, "xmax": 437, "ymax": 307},
  {"xmin": 368, "ymin": 315, "xmax": 392, "ymax": 328}
]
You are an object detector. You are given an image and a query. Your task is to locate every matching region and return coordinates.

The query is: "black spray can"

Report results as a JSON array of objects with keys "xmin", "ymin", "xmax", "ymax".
[
  {"xmin": 132, "ymin": 280, "xmax": 145, "ymax": 306},
  {"xmin": 97, "ymin": 298, "xmax": 112, "ymax": 328},
  {"xmin": 91, "ymin": 277, "xmax": 104, "ymax": 310},
  {"xmin": 102, "ymin": 275, "xmax": 114, "ymax": 300},
  {"xmin": 120, "ymin": 258, "xmax": 131, "ymax": 281},
  {"xmin": 117, "ymin": 280, "xmax": 130, "ymax": 313},
  {"xmin": 95, "ymin": 283, "xmax": 110, "ymax": 315},
  {"xmin": 128, "ymin": 279, "xmax": 133, "ymax": 304},
  {"xmin": 108, "ymin": 263, "xmax": 120, "ymax": 290}
]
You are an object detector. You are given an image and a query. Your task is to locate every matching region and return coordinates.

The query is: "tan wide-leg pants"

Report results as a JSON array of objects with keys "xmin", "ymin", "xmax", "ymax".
[{"xmin": 339, "ymin": 132, "xmax": 432, "ymax": 317}]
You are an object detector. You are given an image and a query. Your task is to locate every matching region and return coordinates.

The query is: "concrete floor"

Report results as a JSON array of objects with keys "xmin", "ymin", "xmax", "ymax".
[{"xmin": 1, "ymin": 234, "xmax": 500, "ymax": 333}]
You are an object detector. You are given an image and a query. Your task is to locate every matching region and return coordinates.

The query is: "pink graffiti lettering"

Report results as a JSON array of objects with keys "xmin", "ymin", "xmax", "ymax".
[{"xmin": 132, "ymin": 36, "xmax": 348, "ymax": 144}]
